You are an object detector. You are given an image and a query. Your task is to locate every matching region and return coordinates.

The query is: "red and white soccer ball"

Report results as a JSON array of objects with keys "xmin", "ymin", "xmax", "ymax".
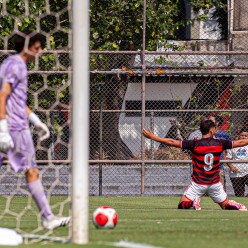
[{"xmin": 93, "ymin": 206, "xmax": 118, "ymax": 229}]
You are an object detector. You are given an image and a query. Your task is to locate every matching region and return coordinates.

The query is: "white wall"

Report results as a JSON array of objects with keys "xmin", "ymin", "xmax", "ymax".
[
  {"xmin": 119, "ymin": 82, "xmax": 197, "ymax": 156},
  {"xmin": 199, "ymin": 7, "xmax": 222, "ymax": 40}
]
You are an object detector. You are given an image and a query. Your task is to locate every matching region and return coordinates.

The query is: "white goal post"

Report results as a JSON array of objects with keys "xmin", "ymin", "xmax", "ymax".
[{"xmin": 72, "ymin": 0, "xmax": 90, "ymax": 244}]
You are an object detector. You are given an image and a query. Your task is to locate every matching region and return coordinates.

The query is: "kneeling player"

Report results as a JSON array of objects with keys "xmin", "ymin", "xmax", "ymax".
[{"xmin": 143, "ymin": 119, "xmax": 247, "ymax": 211}]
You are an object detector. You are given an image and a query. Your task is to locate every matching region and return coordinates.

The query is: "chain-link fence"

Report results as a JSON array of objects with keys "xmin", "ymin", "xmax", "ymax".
[
  {"xmin": 89, "ymin": 0, "xmax": 248, "ymax": 197},
  {"xmin": 90, "ymin": 53, "xmax": 248, "ymax": 197},
  {"xmin": 1, "ymin": 0, "xmax": 248, "ymax": 203}
]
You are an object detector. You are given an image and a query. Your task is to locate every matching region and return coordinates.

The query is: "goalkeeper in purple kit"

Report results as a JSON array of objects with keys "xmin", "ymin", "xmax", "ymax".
[{"xmin": 0, "ymin": 31, "xmax": 70, "ymax": 230}]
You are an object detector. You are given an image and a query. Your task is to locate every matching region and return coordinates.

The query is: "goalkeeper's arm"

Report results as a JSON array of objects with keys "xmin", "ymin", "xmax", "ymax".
[
  {"xmin": 26, "ymin": 106, "xmax": 50, "ymax": 141},
  {"xmin": 0, "ymin": 82, "xmax": 14, "ymax": 152}
]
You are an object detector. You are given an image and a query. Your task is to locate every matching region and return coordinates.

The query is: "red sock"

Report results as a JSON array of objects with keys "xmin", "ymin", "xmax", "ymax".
[{"xmin": 178, "ymin": 201, "xmax": 193, "ymax": 209}]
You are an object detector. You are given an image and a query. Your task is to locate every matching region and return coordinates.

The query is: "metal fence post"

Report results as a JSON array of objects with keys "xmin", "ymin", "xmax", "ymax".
[
  {"xmin": 150, "ymin": 111, "xmax": 154, "ymax": 160},
  {"xmin": 99, "ymin": 83, "xmax": 103, "ymax": 196},
  {"xmin": 50, "ymin": 111, "xmax": 55, "ymax": 160},
  {"xmin": 141, "ymin": 0, "xmax": 147, "ymax": 195}
]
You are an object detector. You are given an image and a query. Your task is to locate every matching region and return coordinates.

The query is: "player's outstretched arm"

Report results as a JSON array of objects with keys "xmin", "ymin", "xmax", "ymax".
[
  {"xmin": 142, "ymin": 128, "xmax": 181, "ymax": 148},
  {"xmin": 233, "ymin": 139, "xmax": 248, "ymax": 148}
]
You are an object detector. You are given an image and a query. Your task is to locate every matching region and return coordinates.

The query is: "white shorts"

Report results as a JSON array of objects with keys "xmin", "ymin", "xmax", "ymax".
[{"xmin": 184, "ymin": 181, "xmax": 227, "ymax": 204}]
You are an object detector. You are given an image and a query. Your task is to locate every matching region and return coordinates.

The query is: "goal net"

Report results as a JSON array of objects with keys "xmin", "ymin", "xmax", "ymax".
[{"xmin": 0, "ymin": 0, "xmax": 72, "ymax": 243}]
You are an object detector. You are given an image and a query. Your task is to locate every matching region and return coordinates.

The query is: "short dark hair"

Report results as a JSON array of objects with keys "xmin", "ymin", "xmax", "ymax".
[
  {"xmin": 14, "ymin": 30, "xmax": 43, "ymax": 53},
  {"xmin": 200, "ymin": 120, "xmax": 216, "ymax": 135},
  {"xmin": 240, "ymin": 127, "xmax": 248, "ymax": 133}
]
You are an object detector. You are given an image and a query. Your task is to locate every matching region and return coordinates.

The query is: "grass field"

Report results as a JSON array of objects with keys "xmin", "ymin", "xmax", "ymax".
[{"xmin": 1, "ymin": 196, "xmax": 248, "ymax": 248}]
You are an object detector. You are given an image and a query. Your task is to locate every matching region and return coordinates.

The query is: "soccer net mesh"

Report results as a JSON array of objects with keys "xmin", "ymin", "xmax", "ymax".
[
  {"xmin": 0, "ymin": 0, "xmax": 71, "ymax": 243},
  {"xmin": 1, "ymin": 0, "xmax": 248, "ymax": 244}
]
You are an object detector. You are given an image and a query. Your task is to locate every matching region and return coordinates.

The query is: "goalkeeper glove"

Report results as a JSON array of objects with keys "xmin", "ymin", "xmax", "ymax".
[
  {"xmin": 29, "ymin": 112, "xmax": 50, "ymax": 141},
  {"xmin": 0, "ymin": 119, "xmax": 14, "ymax": 153}
]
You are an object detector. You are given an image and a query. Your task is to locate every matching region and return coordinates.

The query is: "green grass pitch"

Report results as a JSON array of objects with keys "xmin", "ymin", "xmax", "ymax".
[{"xmin": 1, "ymin": 196, "xmax": 248, "ymax": 248}]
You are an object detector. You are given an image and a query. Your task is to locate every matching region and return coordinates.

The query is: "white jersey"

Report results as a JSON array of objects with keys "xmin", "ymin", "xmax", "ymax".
[
  {"xmin": 226, "ymin": 146, "xmax": 248, "ymax": 178},
  {"xmin": 188, "ymin": 129, "xmax": 202, "ymax": 140}
]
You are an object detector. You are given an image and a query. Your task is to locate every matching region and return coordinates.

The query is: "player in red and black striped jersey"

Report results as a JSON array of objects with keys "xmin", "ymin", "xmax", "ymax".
[
  {"xmin": 142, "ymin": 119, "xmax": 247, "ymax": 211},
  {"xmin": 182, "ymin": 137, "xmax": 232, "ymax": 185}
]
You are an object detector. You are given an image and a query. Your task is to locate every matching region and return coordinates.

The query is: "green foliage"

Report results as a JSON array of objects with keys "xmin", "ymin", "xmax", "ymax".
[
  {"xmin": 49, "ymin": 0, "xmax": 68, "ymax": 12},
  {"xmin": 53, "ymin": 32, "xmax": 68, "ymax": 49},
  {"xmin": 0, "ymin": 40, "xmax": 4, "ymax": 49},
  {"xmin": 90, "ymin": 0, "xmax": 187, "ymax": 51},
  {"xmin": 190, "ymin": 0, "xmax": 227, "ymax": 12},
  {"xmin": 41, "ymin": 15, "xmax": 57, "ymax": 33},
  {"xmin": 90, "ymin": 0, "xmax": 228, "ymax": 51},
  {"xmin": 40, "ymin": 53, "xmax": 57, "ymax": 70},
  {"xmin": 0, "ymin": 0, "xmax": 69, "ymax": 50},
  {"xmin": 18, "ymin": 17, "xmax": 36, "ymax": 31},
  {"xmin": 0, "ymin": 0, "xmax": 229, "ymax": 51},
  {"xmin": 0, "ymin": 0, "xmax": 230, "ymax": 136},
  {"xmin": 6, "ymin": 0, "xmax": 25, "ymax": 16},
  {"xmin": 29, "ymin": 0, "xmax": 46, "ymax": 15},
  {"xmin": 185, "ymin": 79, "xmax": 242, "ymax": 137},
  {"xmin": 190, "ymin": 0, "xmax": 228, "ymax": 39},
  {"xmin": 0, "ymin": 16, "xmax": 14, "ymax": 36}
]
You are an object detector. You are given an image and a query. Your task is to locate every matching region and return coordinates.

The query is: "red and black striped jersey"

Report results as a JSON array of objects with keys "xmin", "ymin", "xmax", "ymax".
[{"xmin": 181, "ymin": 137, "xmax": 233, "ymax": 185}]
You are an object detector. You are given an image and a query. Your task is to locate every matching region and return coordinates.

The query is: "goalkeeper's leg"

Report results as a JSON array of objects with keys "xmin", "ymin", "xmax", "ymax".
[
  {"xmin": 26, "ymin": 168, "xmax": 53, "ymax": 220},
  {"xmin": 26, "ymin": 167, "xmax": 71, "ymax": 229},
  {"xmin": 8, "ymin": 129, "xmax": 70, "ymax": 229}
]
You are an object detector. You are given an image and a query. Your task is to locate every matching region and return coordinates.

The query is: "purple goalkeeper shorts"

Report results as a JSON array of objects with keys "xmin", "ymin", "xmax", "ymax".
[{"xmin": 0, "ymin": 129, "xmax": 37, "ymax": 172}]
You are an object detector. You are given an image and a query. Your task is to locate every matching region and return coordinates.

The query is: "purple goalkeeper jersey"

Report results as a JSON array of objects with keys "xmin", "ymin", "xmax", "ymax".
[{"xmin": 0, "ymin": 54, "xmax": 28, "ymax": 131}]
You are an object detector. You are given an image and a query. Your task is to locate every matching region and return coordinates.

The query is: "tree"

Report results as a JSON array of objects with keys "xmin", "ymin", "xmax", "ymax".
[
  {"xmin": 89, "ymin": 0, "xmax": 229, "ymax": 159},
  {"xmin": 65, "ymin": 0, "xmax": 228, "ymax": 160},
  {"xmin": 90, "ymin": 0, "xmax": 188, "ymax": 51},
  {"xmin": 89, "ymin": 0, "xmax": 190, "ymax": 159},
  {"xmin": 0, "ymin": 0, "xmax": 228, "ymax": 160}
]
